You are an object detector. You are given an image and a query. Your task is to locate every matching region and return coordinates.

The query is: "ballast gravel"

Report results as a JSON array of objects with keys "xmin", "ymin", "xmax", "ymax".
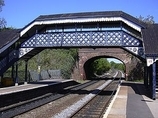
[{"xmin": 53, "ymin": 80, "xmax": 112, "ymax": 118}]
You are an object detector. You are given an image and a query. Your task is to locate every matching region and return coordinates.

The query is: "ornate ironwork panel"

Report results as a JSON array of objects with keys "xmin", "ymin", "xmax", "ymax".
[
  {"xmin": 21, "ymin": 30, "xmax": 142, "ymax": 48},
  {"xmin": 0, "ymin": 58, "xmax": 7, "ymax": 71},
  {"xmin": 91, "ymin": 32, "xmax": 106, "ymax": 46},
  {"xmin": 122, "ymin": 32, "xmax": 140, "ymax": 46},
  {"xmin": 62, "ymin": 32, "xmax": 92, "ymax": 46},
  {"xmin": 19, "ymin": 48, "xmax": 34, "ymax": 58},
  {"xmin": 0, "ymin": 50, "xmax": 17, "ymax": 72},
  {"xmin": 125, "ymin": 47, "xmax": 144, "ymax": 57},
  {"xmin": 9, "ymin": 50, "xmax": 17, "ymax": 62},
  {"xmin": 106, "ymin": 31, "xmax": 122, "ymax": 46},
  {"xmin": 22, "ymin": 33, "xmax": 62, "ymax": 47}
]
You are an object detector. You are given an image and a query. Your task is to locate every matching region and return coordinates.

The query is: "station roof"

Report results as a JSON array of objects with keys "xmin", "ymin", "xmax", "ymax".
[
  {"xmin": 142, "ymin": 24, "xmax": 158, "ymax": 56},
  {"xmin": 35, "ymin": 11, "xmax": 146, "ymax": 28},
  {"xmin": 0, "ymin": 29, "xmax": 20, "ymax": 49}
]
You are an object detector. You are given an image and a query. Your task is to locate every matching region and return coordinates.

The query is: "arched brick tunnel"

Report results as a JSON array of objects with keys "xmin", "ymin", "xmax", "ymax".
[
  {"xmin": 72, "ymin": 48, "xmax": 143, "ymax": 80},
  {"xmin": 83, "ymin": 56, "xmax": 124, "ymax": 79}
]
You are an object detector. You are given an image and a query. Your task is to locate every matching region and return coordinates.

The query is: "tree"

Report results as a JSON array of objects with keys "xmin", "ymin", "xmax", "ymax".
[
  {"xmin": 27, "ymin": 49, "xmax": 78, "ymax": 79},
  {"xmin": 137, "ymin": 15, "xmax": 155, "ymax": 24},
  {"xmin": 0, "ymin": 0, "xmax": 6, "ymax": 29},
  {"xmin": 110, "ymin": 61, "xmax": 115, "ymax": 68},
  {"xmin": 0, "ymin": 17, "xmax": 6, "ymax": 29},
  {"xmin": 0, "ymin": 0, "xmax": 4, "ymax": 11},
  {"xmin": 110, "ymin": 61, "xmax": 125, "ymax": 72},
  {"xmin": 91, "ymin": 58, "xmax": 111, "ymax": 75}
]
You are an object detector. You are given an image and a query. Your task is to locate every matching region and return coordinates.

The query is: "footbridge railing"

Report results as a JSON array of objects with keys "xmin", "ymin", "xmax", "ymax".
[
  {"xmin": 20, "ymin": 30, "xmax": 144, "ymax": 58},
  {"xmin": 0, "ymin": 50, "xmax": 18, "ymax": 75},
  {"xmin": 0, "ymin": 30, "xmax": 144, "ymax": 76}
]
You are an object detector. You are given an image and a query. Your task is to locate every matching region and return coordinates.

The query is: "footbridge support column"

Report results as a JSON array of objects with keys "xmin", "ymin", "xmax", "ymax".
[
  {"xmin": 15, "ymin": 61, "xmax": 19, "ymax": 86},
  {"xmin": 24, "ymin": 60, "xmax": 28, "ymax": 85},
  {"xmin": 144, "ymin": 66, "xmax": 149, "ymax": 88},
  {"xmin": 152, "ymin": 62, "xmax": 156, "ymax": 99},
  {"xmin": 146, "ymin": 57, "xmax": 158, "ymax": 99}
]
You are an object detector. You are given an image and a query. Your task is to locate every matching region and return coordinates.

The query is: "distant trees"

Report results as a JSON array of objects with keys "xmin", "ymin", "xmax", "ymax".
[
  {"xmin": 0, "ymin": 0, "xmax": 6, "ymax": 29},
  {"xmin": 6, "ymin": 49, "xmax": 78, "ymax": 79},
  {"xmin": 91, "ymin": 58, "xmax": 111, "ymax": 75},
  {"xmin": 110, "ymin": 61, "xmax": 125, "ymax": 72},
  {"xmin": 90, "ymin": 58, "xmax": 125, "ymax": 76},
  {"xmin": 27, "ymin": 49, "xmax": 78, "ymax": 79},
  {"xmin": 137, "ymin": 15, "xmax": 155, "ymax": 24},
  {"xmin": 0, "ymin": 17, "xmax": 6, "ymax": 29},
  {"xmin": 0, "ymin": 0, "xmax": 4, "ymax": 11}
]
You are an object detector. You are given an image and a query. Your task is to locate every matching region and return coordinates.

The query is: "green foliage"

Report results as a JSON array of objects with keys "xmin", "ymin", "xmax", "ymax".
[
  {"xmin": 27, "ymin": 49, "xmax": 78, "ymax": 79},
  {"xmin": 110, "ymin": 61, "xmax": 115, "ymax": 68},
  {"xmin": 89, "ymin": 58, "xmax": 125, "ymax": 77},
  {"xmin": 128, "ymin": 62, "xmax": 144, "ymax": 81},
  {"xmin": 4, "ymin": 49, "xmax": 78, "ymax": 79},
  {"xmin": 91, "ymin": 58, "xmax": 111, "ymax": 75},
  {"xmin": 110, "ymin": 61, "xmax": 125, "ymax": 72}
]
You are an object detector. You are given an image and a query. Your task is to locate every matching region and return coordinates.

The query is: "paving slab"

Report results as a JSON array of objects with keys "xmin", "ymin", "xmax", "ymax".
[
  {"xmin": 105, "ymin": 81, "xmax": 158, "ymax": 118},
  {"xmin": 106, "ymin": 86, "xmax": 127, "ymax": 118}
]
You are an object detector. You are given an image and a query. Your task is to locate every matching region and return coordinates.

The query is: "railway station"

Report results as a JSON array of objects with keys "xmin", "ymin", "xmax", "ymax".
[{"xmin": 0, "ymin": 11, "xmax": 158, "ymax": 117}]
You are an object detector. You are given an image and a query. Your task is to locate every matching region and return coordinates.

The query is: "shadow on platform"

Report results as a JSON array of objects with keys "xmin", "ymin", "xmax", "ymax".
[{"xmin": 121, "ymin": 81, "xmax": 150, "ymax": 98}]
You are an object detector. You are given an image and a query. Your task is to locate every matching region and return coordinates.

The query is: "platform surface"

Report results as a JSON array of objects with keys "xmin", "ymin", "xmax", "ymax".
[
  {"xmin": 0, "ymin": 79, "xmax": 69, "ymax": 95},
  {"xmin": 105, "ymin": 81, "xmax": 158, "ymax": 118}
]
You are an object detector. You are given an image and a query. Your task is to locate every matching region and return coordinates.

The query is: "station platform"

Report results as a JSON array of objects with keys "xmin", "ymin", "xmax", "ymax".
[
  {"xmin": 104, "ymin": 81, "xmax": 158, "ymax": 118},
  {"xmin": 0, "ymin": 79, "xmax": 72, "ymax": 95}
]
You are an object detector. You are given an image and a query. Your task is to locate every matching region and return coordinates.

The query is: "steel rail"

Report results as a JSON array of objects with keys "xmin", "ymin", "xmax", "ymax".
[
  {"xmin": 0, "ymin": 80, "xmax": 99, "ymax": 118},
  {"xmin": 70, "ymin": 79, "xmax": 120, "ymax": 118}
]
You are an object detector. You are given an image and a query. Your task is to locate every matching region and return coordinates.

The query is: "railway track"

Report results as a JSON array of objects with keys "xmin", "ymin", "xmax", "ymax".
[
  {"xmin": 70, "ymin": 80, "xmax": 119, "ymax": 118},
  {"xmin": 94, "ymin": 69, "xmax": 124, "ymax": 79},
  {"xmin": 0, "ymin": 80, "xmax": 104, "ymax": 118},
  {"xmin": 0, "ymin": 71, "xmax": 121, "ymax": 118}
]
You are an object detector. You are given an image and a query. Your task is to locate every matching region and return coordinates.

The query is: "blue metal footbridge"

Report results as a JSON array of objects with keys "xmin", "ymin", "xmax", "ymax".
[{"xmin": 0, "ymin": 11, "xmax": 158, "ymax": 99}]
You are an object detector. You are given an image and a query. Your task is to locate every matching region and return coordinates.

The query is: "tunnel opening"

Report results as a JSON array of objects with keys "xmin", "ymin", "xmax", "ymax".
[{"xmin": 84, "ymin": 56, "xmax": 125, "ymax": 80}]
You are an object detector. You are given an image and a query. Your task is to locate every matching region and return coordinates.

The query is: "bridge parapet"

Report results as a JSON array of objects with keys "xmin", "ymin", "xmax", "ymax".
[
  {"xmin": 21, "ymin": 30, "xmax": 142, "ymax": 47},
  {"xmin": 0, "ymin": 50, "xmax": 18, "ymax": 75},
  {"xmin": 19, "ymin": 30, "xmax": 144, "ymax": 58}
]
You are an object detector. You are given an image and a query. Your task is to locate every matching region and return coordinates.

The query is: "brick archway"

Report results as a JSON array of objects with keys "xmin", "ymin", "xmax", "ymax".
[{"xmin": 74, "ymin": 48, "xmax": 141, "ymax": 80}]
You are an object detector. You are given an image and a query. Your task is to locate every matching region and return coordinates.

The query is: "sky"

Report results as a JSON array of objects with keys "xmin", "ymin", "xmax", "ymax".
[
  {"xmin": 107, "ymin": 58, "xmax": 122, "ymax": 64},
  {"xmin": 0, "ymin": 0, "xmax": 158, "ymax": 28}
]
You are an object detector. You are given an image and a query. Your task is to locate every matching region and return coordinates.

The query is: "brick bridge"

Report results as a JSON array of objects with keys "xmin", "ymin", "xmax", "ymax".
[{"xmin": 72, "ymin": 48, "xmax": 141, "ymax": 80}]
